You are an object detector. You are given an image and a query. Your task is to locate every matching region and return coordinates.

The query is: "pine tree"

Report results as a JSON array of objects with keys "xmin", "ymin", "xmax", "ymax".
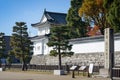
[
  {"xmin": 0, "ymin": 32, "xmax": 6, "ymax": 67},
  {"xmin": 47, "ymin": 26, "xmax": 74, "ymax": 70},
  {"xmin": 66, "ymin": 0, "xmax": 87, "ymax": 38},
  {"xmin": 104, "ymin": 0, "xmax": 120, "ymax": 32},
  {"xmin": 10, "ymin": 22, "xmax": 33, "ymax": 71}
]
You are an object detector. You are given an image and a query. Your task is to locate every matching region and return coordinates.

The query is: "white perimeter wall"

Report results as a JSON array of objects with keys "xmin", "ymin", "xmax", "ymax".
[
  {"xmin": 71, "ymin": 39, "xmax": 120, "ymax": 54},
  {"xmin": 71, "ymin": 41, "xmax": 104, "ymax": 53},
  {"xmin": 115, "ymin": 40, "xmax": 120, "ymax": 52},
  {"xmin": 33, "ymin": 38, "xmax": 120, "ymax": 55}
]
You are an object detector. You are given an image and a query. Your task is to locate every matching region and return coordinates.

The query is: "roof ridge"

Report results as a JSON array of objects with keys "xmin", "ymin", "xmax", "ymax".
[
  {"xmin": 45, "ymin": 10, "xmax": 67, "ymax": 15},
  {"xmin": 3, "ymin": 35, "xmax": 11, "ymax": 37}
]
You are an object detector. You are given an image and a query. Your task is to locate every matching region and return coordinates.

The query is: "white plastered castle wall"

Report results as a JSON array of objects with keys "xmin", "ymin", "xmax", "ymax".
[
  {"xmin": 32, "ymin": 22, "xmax": 52, "ymax": 56},
  {"xmin": 71, "ymin": 41, "xmax": 104, "ymax": 54},
  {"xmin": 31, "ymin": 11, "xmax": 120, "ymax": 56},
  {"xmin": 37, "ymin": 23, "xmax": 50, "ymax": 36},
  {"xmin": 33, "ymin": 37, "xmax": 120, "ymax": 55}
]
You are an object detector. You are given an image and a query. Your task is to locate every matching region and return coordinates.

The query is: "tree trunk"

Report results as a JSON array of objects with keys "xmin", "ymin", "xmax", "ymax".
[
  {"xmin": 22, "ymin": 59, "xmax": 28, "ymax": 71},
  {"xmin": 100, "ymin": 28, "xmax": 104, "ymax": 35},
  {"xmin": 58, "ymin": 45, "xmax": 62, "ymax": 70},
  {"xmin": 0, "ymin": 60, "xmax": 1, "ymax": 67},
  {"xmin": 22, "ymin": 63, "xmax": 28, "ymax": 71}
]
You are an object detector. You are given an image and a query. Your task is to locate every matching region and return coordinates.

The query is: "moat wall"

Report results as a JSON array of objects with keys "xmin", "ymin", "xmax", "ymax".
[{"xmin": 30, "ymin": 52, "xmax": 120, "ymax": 66}]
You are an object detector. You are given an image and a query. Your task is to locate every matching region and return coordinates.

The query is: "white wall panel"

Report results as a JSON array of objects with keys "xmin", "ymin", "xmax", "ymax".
[
  {"xmin": 33, "ymin": 39, "xmax": 120, "ymax": 55},
  {"xmin": 71, "ymin": 41, "xmax": 104, "ymax": 53},
  {"xmin": 115, "ymin": 40, "xmax": 120, "ymax": 52}
]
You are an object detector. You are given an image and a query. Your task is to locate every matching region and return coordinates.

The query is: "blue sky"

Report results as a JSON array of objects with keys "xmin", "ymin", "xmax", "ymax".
[{"xmin": 0, "ymin": 0, "xmax": 70, "ymax": 36}]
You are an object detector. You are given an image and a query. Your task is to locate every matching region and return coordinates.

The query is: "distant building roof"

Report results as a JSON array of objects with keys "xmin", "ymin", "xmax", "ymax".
[
  {"xmin": 3, "ymin": 36, "xmax": 11, "ymax": 54},
  {"xmin": 70, "ymin": 33, "xmax": 120, "ymax": 44},
  {"xmin": 31, "ymin": 10, "xmax": 67, "ymax": 27}
]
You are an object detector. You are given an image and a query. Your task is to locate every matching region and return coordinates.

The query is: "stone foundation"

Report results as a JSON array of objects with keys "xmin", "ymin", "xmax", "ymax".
[{"xmin": 30, "ymin": 52, "xmax": 120, "ymax": 66}]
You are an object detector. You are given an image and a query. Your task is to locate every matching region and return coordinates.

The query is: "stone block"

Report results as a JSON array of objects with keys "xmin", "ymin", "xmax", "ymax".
[
  {"xmin": 54, "ymin": 70, "xmax": 65, "ymax": 75},
  {"xmin": 94, "ymin": 68, "xmax": 109, "ymax": 78},
  {"xmin": 99, "ymin": 68, "xmax": 109, "ymax": 77},
  {"xmin": 0, "ymin": 68, "xmax": 3, "ymax": 71}
]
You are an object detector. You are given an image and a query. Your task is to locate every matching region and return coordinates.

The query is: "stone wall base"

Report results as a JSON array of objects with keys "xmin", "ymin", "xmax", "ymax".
[{"xmin": 30, "ymin": 52, "xmax": 120, "ymax": 66}]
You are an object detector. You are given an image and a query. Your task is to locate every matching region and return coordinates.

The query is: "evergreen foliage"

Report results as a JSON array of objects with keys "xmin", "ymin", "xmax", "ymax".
[
  {"xmin": 10, "ymin": 22, "xmax": 33, "ymax": 71},
  {"xmin": 0, "ymin": 32, "xmax": 6, "ymax": 66},
  {"xmin": 47, "ymin": 26, "xmax": 74, "ymax": 69},
  {"xmin": 66, "ymin": 0, "xmax": 87, "ymax": 38},
  {"xmin": 104, "ymin": 0, "xmax": 120, "ymax": 32}
]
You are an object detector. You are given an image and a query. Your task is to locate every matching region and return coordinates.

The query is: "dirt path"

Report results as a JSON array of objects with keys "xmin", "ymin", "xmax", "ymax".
[{"xmin": 0, "ymin": 71, "xmax": 110, "ymax": 80}]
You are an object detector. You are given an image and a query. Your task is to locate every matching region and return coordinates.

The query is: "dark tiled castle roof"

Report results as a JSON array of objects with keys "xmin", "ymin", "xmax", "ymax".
[
  {"xmin": 44, "ymin": 11, "xmax": 67, "ymax": 24},
  {"xmin": 31, "ymin": 10, "xmax": 67, "ymax": 27},
  {"xmin": 30, "ymin": 35, "xmax": 47, "ymax": 41}
]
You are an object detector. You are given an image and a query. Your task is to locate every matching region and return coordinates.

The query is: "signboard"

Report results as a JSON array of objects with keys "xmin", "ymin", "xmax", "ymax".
[
  {"xmin": 89, "ymin": 64, "xmax": 93, "ymax": 74},
  {"xmin": 70, "ymin": 66, "xmax": 77, "ymax": 70},
  {"xmin": 79, "ymin": 66, "xmax": 86, "ymax": 70}
]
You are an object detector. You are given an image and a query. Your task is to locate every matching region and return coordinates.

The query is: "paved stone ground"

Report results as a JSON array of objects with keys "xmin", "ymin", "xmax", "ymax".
[{"xmin": 0, "ymin": 71, "xmax": 111, "ymax": 80}]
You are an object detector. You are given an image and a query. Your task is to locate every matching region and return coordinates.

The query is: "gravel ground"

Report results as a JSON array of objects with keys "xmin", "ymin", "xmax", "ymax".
[{"xmin": 0, "ymin": 71, "xmax": 111, "ymax": 80}]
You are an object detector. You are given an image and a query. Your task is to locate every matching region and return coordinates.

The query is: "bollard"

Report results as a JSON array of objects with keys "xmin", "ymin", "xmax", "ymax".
[
  {"xmin": 72, "ymin": 70, "xmax": 75, "ymax": 78},
  {"xmin": 88, "ymin": 72, "xmax": 90, "ymax": 77}
]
